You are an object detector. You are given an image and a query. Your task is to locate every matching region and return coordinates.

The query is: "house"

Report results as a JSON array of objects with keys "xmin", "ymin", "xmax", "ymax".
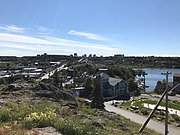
[
  {"xmin": 8, "ymin": 66, "xmax": 25, "ymax": 73},
  {"xmin": 49, "ymin": 62, "xmax": 61, "ymax": 67},
  {"xmin": 21, "ymin": 68, "xmax": 43, "ymax": 79},
  {"xmin": 8, "ymin": 66, "xmax": 25, "ymax": 70},
  {"xmin": 0, "ymin": 71, "xmax": 7, "ymax": 76},
  {"xmin": 22, "ymin": 68, "xmax": 37, "ymax": 72},
  {"xmin": 100, "ymin": 73, "xmax": 128, "ymax": 100},
  {"xmin": 66, "ymin": 68, "xmax": 74, "ymax": 77}
]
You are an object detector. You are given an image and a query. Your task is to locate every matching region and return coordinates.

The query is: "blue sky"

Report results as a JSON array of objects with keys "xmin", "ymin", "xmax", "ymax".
[{"xmin": 0, "ymin": 0, "xmax": 180, "ymax": 57}]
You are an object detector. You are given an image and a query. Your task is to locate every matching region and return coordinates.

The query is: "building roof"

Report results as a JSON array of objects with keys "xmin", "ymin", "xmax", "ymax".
[
  {"xmin": 0, "ymin": 71, "xmax": 7, "ymax": 76},
  {"xmin": 108, "ymin": 77, "xmax": 122, "ymax": 86},
  {"xmin": 100, "ymin": 72, "xmax": 124, "ymax": 86},
  {"xmin": 23, "ymin": 68, "xmax": 37, "ymax": 71}
]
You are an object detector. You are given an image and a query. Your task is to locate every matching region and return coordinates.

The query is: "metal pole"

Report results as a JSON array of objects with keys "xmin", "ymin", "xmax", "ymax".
[{"xmin": 165, "ymin": 71, "xmax": 169, "ymax": 135}]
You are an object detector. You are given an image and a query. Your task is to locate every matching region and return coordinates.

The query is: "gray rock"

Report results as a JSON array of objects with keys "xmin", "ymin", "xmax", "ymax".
[
  {"xmin": 36, "ymin": 90, "xmax": 54, "ymax": 98},
  {"xmin": 98, "ymin": 111, "xmax": 120, "ymax": 122},
  {"xmin": 2, "ymin": 84, "xmax": 22, "ymax": 94},
  {"xmin": 92, "ymin": 121, "xmax": 104, "ymax": 129},
  {"xmin": 33, "ymin": 127, "xmax": 62, "ymax": 135}
]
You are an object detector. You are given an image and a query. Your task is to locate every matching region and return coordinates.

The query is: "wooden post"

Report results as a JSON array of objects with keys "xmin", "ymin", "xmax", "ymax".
[
  {"xmin": 138, "ymin": 90, "xmax": 167, "ymax": 133},
  {"xmin": 161, "ymin": 71, "xmax": 171, "ymax": 135},
  {"xmin": 165, "ymin": 71, "xmax": 170, "ymax": 135},
  {"xmin": 143, "ymin": 72, "xmax": 146, "ymax": 92}
]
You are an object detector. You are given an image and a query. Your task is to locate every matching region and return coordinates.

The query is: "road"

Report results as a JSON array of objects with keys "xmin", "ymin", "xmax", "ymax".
[
  {"xmin": 151, "ymin": 94, "xmax": 180, "ymax": 102},
  {"xmin": 104, "ymin": 101, "xmax": 180, "ymax": 135},
  {"xmin": 40, "ymin": 64, "xmax": 65, "ymax": 81}
]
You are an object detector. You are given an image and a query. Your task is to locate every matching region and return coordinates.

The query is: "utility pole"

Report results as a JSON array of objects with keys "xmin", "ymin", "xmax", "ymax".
[
  {"xmin": 139, "ymin": 82, "xmax": 180, "ymax": 134},
  {"xmin": 161, "ymin": 71, "xmax": 171, "ymax": 135},
  {"xmin": 143, "ymin": 72, "xmax": 146, "ymax": 92},
  {"xmin": 142, "ymin": 71, "xmax": 147, "ymax": 92}
]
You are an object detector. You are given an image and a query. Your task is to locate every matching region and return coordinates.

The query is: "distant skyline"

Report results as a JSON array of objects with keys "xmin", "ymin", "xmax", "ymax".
[{"xmin": 0, "ymin": 0, "xmax": 180, "ymax": 57}]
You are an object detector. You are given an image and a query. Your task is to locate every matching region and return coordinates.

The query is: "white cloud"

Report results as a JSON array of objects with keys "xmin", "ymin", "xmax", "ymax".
[
  {"xmin": 68, "ymin": 30, "xmax": 107, "ymax": 40},
  {"xmin": 0, "ymin": 25, "xmax": 120, "ymax": 56},
  {"xmin": 0, "ymin": 25, "xmax": 25, "ymax": 33},
  {"xmin": 0, "ymin": 33, "xmax": 118, "ymax": 51},
  {"xmin": 0, "ymin": 42, "xmax": 39, "ymax": 50},
  {"xmin": 0, "ymin": 49, "xmax": 37, "ymax": 56},
  {"xmin": 0, "ymin": 32, "xmax": 119, "ymax": 56},
  {"xmin": 37, "ymin": 26, "xmax": 53, "ymax": 35}
]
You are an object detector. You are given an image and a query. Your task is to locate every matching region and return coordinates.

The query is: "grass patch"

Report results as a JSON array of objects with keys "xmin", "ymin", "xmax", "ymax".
[
  {"xmin": 0, "ymin": 99, "xmax": 160, "ymax": 135},
  {"xmin": 119, "ymin": 98, "xmax": 180, "ymax": 125},
  {"xmin": 119, "ymin": 101, "xmax": 132, "ymax": 109},
  {"xmin": 78, "ymin": 106, "xmax": 96, "ymax": 115},
  {"xmin": 120, "ymin": 98, "xmax": 180, "ymax": 110}
]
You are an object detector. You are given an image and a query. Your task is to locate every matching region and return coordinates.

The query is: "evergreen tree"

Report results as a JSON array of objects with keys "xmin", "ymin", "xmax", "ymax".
[
  {"xmin": 154, "ymin": 81, "xmax": 166, "ymax": 94},
  {"xmin": 127, "ymin": 78, "xmax": 138, "ymax": 93},
  {"xmin": 85, "ymin": 77, "xmax": 93, "ymax": 98},
  {"xmin": 52, "ymin": 70, "xmax": 60, "ymax": 87},
  {"xmin": 91, "ymin": 75, "xmax": 105, "ymax": 109}
]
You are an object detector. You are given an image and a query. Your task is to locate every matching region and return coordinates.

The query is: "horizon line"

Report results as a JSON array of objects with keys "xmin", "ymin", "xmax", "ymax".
[{"xmin": 0, "ymin": 54, "xmax": 180, "ymax": 58}]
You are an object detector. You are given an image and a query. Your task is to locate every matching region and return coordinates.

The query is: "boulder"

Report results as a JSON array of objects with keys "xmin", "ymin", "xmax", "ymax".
[
  {"xmin": 36, "ymin": 90, "xmax": 54, "ymax": 98},
  {"xmin": 33, "ymin": 83, "xmax": 76, "ymax": 101}
]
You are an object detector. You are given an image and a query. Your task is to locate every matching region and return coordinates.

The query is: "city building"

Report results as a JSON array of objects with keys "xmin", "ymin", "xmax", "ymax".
[{"xmin": 100, "ymin": 73, "xmax": 128, "ymax": 100}]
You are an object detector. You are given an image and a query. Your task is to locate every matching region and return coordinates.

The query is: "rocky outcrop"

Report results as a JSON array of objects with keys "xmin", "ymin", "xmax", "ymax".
[
  {"xmin": 2, "ymin": 84, "xmax": 23, "ymax": 92},
  {"xmin": 97, "ymin": 110, "xmax": 120, "ymax": 123},
  {"xmin": 34, "ymin": 83, "xmax": 76, "ymax": 101},
  {"xmin": 1, "ymin": 82, "xmax": 76, "ymax": 102}
]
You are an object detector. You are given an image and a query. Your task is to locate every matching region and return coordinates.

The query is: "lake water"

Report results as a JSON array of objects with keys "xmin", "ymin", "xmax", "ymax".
[{"xmin": 136, "ymin": 68, "xmax": 180, "ymax": 92}]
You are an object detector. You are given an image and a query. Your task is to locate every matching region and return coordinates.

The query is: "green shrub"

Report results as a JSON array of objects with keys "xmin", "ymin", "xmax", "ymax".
[
  {"xmin": 159, "ymin": 111, "xmax": 165, "ymax": 116},
  {"xmin": 140, "ymin": 108, "xmax": 148, "ymax": 115},
  {"xmin": 59, "ymin": 119, "xmax": 99, "ymax": 135},
  {"xmin": 23, "ymin": 108, "xmax": 57, "ymax": 129},
  {"xmin": 61, "ymin": 107, "xmax": 72, "ymax": 116},
  {"xmin": 79, "ymin": 107, "xmax": 96, "ymax": 115},
  {"xmin": 0, "ymin": 107, "xmax": 11, "ymax": 122},
  {"xmin": 171, "ymin": 114, "xmax": 180, "ymax": 123},
  {"xmin": 134, "ymin": 110, "xmax": 139, "ymax": 113},
  {"xmin": 172, "ymin": 100, "xmax": 179, "ymax": 104},
  {"xmin": 156, "ymin": 115, "xmax": 164, "ymax": 121},
  {"xmin": 5, "ymin": 100, "xmax": 32, "ymax": 121},
  {"xmin": 34, "ymin": 101, "xmax": 60, "ymax": 113}
]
